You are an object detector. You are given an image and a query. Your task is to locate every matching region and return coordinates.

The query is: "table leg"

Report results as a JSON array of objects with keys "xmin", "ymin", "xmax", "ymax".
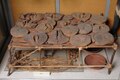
[
  {"xmin": 8, "ymin": 67, "xmax": 12, "ymax": 76},
  {"xmin": 8, "ymin": 47, "xmax": 15, "ymax": 76},
  {"xmin": 8, "ymin": 66, "xmax": 15, "ymax": 76},
  {"xmin": 108, "ymin": 49, "xmax": 116, "ymax": 74}
]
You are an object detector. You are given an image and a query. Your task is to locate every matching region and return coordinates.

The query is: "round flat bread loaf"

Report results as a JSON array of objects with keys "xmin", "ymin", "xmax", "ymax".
[
  {"xmin": 88, "ymin": 32, "xmax": 95, "ymax": 43},
  {"xmin": 44, "ymin": 13, "xmax": 53, "ymax": 19},
  {"xmin": 16, "ymin": 20, "xmax": 25, "ymax": 27},
  {"xmin": 36, "ymin": 23, "xmax": 47, "ymax": 32},
  {"xmin": 93, "ymin": 32, "xmax": 114, "ymax": 45},
  {"xmin": 100, "ymin": 24, "xmax": 110, "ymax": 32},
  {"xmin": 72, "ymin": 13, "xmax": 81, "ymax": 19},
  {"xmin": 58, "ymin": 19, "xmax": 70, "ymax": 27},
  {"xmin": 80, "ymin": 13, "xmax": 91, "ymax": 22},
  {"xmin": 78, "ymin": 23, "xmax": 92, "ymax": 34},
  {"xmin": 63, "ymin": 15, "xmax": 73, "ymax": 20},
  {"xmin": 24, "ymin": 21, "xmax": 37, "ymax": 29},
  {"xmin": 30, "ymin": 13, "xmax": 44, "ymax": 22},
  {"xmin": 57, "ymin": 20, "xmax": 67, "ymax": 27},
  {"xmin": 36, "ymin": 19, "xmax": 56, "ymax": 33},
  {"xmin": 85, "ymin": 20, "xmax": 95, "ymax": 26},
  {"xmin": 24, "ymin": 32, "xmax": 48, "ymax": 46},
  {"xmin": 19, "ymin": 13, "xmax": 33, "ymax": 21},
  {"xmin": 10, "ymin": 26, "xmax": 28, "ymax": 37},
  {"xmin": 57, "ymin": 30, "xmax": 69, "ymax": 44},
  {"xmin": 90, "ymin": 14, "xmax": 107, "ymax": 24},
  {"xmin": 53, "ymin": 13, "xmax": 63, "ymax": 21},
  {"xmin": 48, "ymin": 30, "xmax": 69, "ymax": 44},
  {"xmin": 47, "ymin": 30, "xmax": 58, "ymax": 44},
  {"xmin": 70, "ymin": 34, "xmax": 91, "ymax": 47},
  {"xmin": 70, "ymin": 18, "xmax": 80, "ymax": 25},
  {"xmin": 47, "ymin": 19, "xmax": 56, "ymax": 27},
  {"xmin": 61, "ymin": 25, "xmax": 79, "ymax": 37},
  {"xmin": 93, "ymin": 24, "xmax": 110, "ymax": 33},
  {"xmin": 92, "ymin": 25, "xmax": 100, "ymax": 33}
]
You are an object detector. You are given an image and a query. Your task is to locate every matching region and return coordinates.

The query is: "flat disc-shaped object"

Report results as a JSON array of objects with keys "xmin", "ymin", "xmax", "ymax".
[
  {"xmin": 85, "ymin": 20, "xmax": 95, "ymax": 26},
  {"xmin": 78, "ymin": 23, "xmax": 92, "ymax": 34},
  {"xmin": 24, "ymin": 21, "xmax": 37, "ymax": 29},
  {"xmin": 53, "ymin": 13, "xmax": 63, "ymax": 21},
  {"xmin": 36, "ymin": 23, "xmax": 47, "ymax": 32},
  {"xmin": 47, "ymin": 30, "xmax": 58, "ymax": 44},
  {"xmin": 19, "ymin": 13, "xmax": 26, "ymax": 20},
  {"xmin": 10, "ymin": 26, "xmax": 28, "ymax": 37},
  {"xmin": 63, "ymin": 15, "xmax": 73, "ymax": 20},
  {"xmin": 93, "ymin": 24, "xmax": 110, "ymax": 33},
  {"xmin": 19, "ymin": 13, "xmax": 32, "ymax": 21},
  {"xmin": 70, "ymin": 18, "xmax": 80, "ymax": 25},
  {"xmin": 44, "ymin": 13, "xmax": 53, "ymax": 19},
  {"xmin": 89, "ymin": 32, "xmax": 95, "ymax": 43},
  {"xmin": 44, "ymin": 19, "xmax": 56, "ymax": 32},
  {"xmin": 58, "ymin": 19, "xmax": 70, "ymax": 27},
  {"xmin": 61, "ymin": 25, "xmax": 79, "ymax": 37},
  {"xmin": 16, "ymin": 20, "xmax": 25, "ymax": 27},
  {"xmin": 72, "ymin": 13, "xmax": 81, "ymax": 19},
  {"xmin": 93, "ymin": 32, "xmax": 114, "ymax": 45},
  {"xmin": 26, "ymin": 13, "xmax": 36, "ymax": 21},
  {"xmin": 85, "ymin": 54, "xmax": 107, "ymax": 69},
  {"xmin": 36, "ymin": 19, "xmax": 55, "ymax": 33},
  {"xmin": 48, "ymin": 30, "xmax": 69, "ymax": 44},
  {"xmin": 57, "ymin": 30, "xmax": 69, "ymax": 44},
  {"xmin": 100, "ymin": 24, "xmax": 110, "ymax": 32},
  {"xmin": 45, "ymin": 24, "xmax": 54, "ymax": 33},
  {"xmin": 47, "ymin": 19, "xmax": 56, "ymax": 28},
  {"xmin": 57, "ymin": 21, "xmax": 67, "ymax": 27},
  {"xmin": 70, "ymin": 34, "xmax": 91, "ymax": 47},
  {"xmin": 80, "ymin": 13, "xmax": 91, "ymax": 22},
  {"xmin": 44, "ymin": 13, "xmax": 53, "ymax": 17},
  {"xmin": 24, "ymin": 32, "xmax": 48, "ymax": 46},
  {"xmin": 92, "ymin": 25, "xmax": 100, "ymax": 33},
  {"xmin": 90, "ymin": 14, "xmax": 107, "ymax": 24},
  {"xmin": 30, "ymin": 13, "xmax": 44, "ymax": 22}
]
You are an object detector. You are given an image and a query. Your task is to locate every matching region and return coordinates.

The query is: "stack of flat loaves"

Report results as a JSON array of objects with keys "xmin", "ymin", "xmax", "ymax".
[{"xmin": 10, "ymin": 13, "xmax": 114, "ymax": 46}]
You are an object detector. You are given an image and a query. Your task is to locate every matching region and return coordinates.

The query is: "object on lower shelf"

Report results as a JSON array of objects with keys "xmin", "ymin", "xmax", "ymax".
[
  {"xmin": 41, "ymin": 57, "xmax": 69, "ymax": 72},
  {"xmin": 84, "ymin": 53, "xmax": 107, "ymax": 69},
  {"xmin": 85, "ymin": 48, "xmax": 103, "ymax": 53}
]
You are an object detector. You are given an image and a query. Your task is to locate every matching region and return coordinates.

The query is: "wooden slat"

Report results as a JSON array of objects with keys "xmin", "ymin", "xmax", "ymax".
[{"xmin": 10, "ymin": 65, "xmax": 109, "ymax": 68}]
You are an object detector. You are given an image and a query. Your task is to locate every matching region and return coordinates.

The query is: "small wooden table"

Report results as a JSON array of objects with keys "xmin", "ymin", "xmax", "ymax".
[{"xmin": 7, "ymin": 37, "xmax": 118, "ymax": 76}]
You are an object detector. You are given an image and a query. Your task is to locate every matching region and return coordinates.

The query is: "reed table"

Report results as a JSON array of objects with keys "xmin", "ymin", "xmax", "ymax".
[{"xmin": 7, "ymin": 37, "xmax": 118, "ymax": 76}]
